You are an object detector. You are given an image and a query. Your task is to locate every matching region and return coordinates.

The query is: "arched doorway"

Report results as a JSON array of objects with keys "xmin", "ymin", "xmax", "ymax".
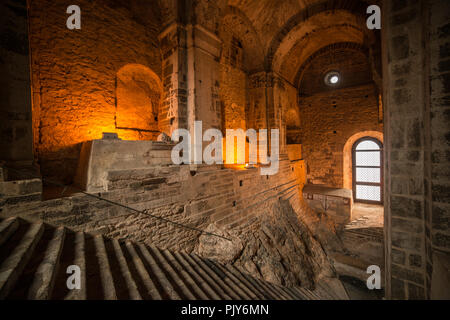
[{"xmin": 352, "ymin": 137, "xmax": 383, "ymax": 204}]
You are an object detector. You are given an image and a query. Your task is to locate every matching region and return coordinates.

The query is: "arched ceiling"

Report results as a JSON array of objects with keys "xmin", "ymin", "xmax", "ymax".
[{"xmin": 227, "ymin": 0, "xmax": 319, "ymax": 50}]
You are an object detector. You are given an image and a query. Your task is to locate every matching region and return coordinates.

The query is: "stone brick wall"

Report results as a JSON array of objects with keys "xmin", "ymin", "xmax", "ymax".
[
  {"xmin": 298, "ymin": 84, "xmax": 382, "ymax": 187},
  {"xmin": 28, "ymin": 0, "xmax": 163, "ymax": 183},
  {"xmin": 383, "ymin": 0, "xmax": 450, "ymax": 299}
]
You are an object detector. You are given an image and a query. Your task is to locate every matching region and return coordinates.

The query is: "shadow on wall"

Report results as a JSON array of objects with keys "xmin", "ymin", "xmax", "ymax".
[
  {"xmin": 195, "ymin": 198, "xmax": 337, "ymax": 289},
  {"xmin": 343, "ymin": 131, "xmax": 383, "ymax": 190}
]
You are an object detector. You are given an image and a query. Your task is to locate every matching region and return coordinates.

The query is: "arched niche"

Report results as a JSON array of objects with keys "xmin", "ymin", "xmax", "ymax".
[{"xmin": 115, "ymin": 64, "xmax": 162, "ymax": 135}]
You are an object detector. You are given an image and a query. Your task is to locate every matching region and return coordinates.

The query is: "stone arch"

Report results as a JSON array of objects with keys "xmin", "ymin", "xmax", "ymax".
[
  {"xmin": 343, "ymin": 130, "xmax": 383, "ymax": 190},
  {"xmin": 115, "ymin": 64, "xmax": 162, "ymax": 137}
]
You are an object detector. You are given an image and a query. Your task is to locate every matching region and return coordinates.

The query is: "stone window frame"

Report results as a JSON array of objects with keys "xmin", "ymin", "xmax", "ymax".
[{"xmin": 352, "ymin": 136, "xmax": 384, "ymax": 204}]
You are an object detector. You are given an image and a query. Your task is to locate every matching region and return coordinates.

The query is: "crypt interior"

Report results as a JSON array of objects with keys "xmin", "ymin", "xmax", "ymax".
[{"xmin": 0, "ymin": 0, "xmax": 449, "ymax": 300}]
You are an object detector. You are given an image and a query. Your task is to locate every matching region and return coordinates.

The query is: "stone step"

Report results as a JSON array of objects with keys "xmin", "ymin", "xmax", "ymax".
[
  {"xmin": 212, "ymin": 262, "xmax": 259, "ymax": 299},
  {"xmin": 296, "ymin": 286, "xmax": 321, "ymax": 300},
  {"xmin": 225, "ymin": 265, "xmax": 271, "ymax": 299},
  {"xmin": 172, "ymin": 251, "xmax": 221, "ymax": 299},
  {"xmin": 161, "ymin": 249, "xmax": 209, "ymax": 299},
  {"xmin": 188, "ymin": 254, "xmax": 241, "ymax": 299},
  {"xmin": 145, "ymin": 245, "xmax": 197, "ymax": 299},
  {"xmin": 178, "ymin": 252, "xmax": 232, "ymax": 299},
  {"xmin": 136, "ymin": 244, "xmax": 180, "ymax": 299},
  {"xmin": 65, "ymin": 232, "xmax": 87, "ymax": 300},
  {"xmin": 202, "ymin": 258, "xmax": 253, "ymax": 299}
]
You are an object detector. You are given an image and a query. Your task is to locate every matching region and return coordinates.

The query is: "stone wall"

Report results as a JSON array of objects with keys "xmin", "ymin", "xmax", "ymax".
[
  {"xmin": 298, "ymin": 44, "xmax": 372, "ymax": 96},
  {"xmin": 298, "ymin": 84, "xmax": 382, "ymax": 187},
  {"xmin": 28, "ymin": 0, "xmax": 163, "ymax": 183},
  {"xmin": 0, "ymin": 155, "xmax": 337, "ymax": 288},
  {"xmin": 383, "ymin": 0, "xmax": 450, "ymax": 299},
  {"xmin": 219, "ymin": 63, "xmax": 247, "ymax": 131}
]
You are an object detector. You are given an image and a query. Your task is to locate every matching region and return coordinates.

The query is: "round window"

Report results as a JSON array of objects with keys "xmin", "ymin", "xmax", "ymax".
[{"xmin": 324, "ymin": 71, "xmax": 341, "ymax": 86}]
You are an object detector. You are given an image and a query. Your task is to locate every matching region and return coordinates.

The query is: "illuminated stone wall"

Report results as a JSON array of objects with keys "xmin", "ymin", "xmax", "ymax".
[{"xmin": 296, "ymin": 45, "xmax": 382, "ymax": 188}]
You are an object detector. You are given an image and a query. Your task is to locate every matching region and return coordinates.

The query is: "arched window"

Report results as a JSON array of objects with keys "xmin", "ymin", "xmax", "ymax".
[{"xmin": 352, "ymin": 137, "xmax": 383, "ymax": 203}]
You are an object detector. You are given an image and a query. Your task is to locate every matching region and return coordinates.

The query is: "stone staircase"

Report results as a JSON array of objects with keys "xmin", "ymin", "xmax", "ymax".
[
  {"xmin": 0, "ymin": 217, "xmax": 330, "ymax": 300},
  {"xmin": 331, "ymin": 221, "xmax": 384, "ymax": 291}
]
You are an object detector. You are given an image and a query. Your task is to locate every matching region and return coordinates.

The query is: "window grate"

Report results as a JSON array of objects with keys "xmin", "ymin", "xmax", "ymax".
[{"xmin": 352, "ymin": 137, "xmax": 383, "ymax": 204}]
